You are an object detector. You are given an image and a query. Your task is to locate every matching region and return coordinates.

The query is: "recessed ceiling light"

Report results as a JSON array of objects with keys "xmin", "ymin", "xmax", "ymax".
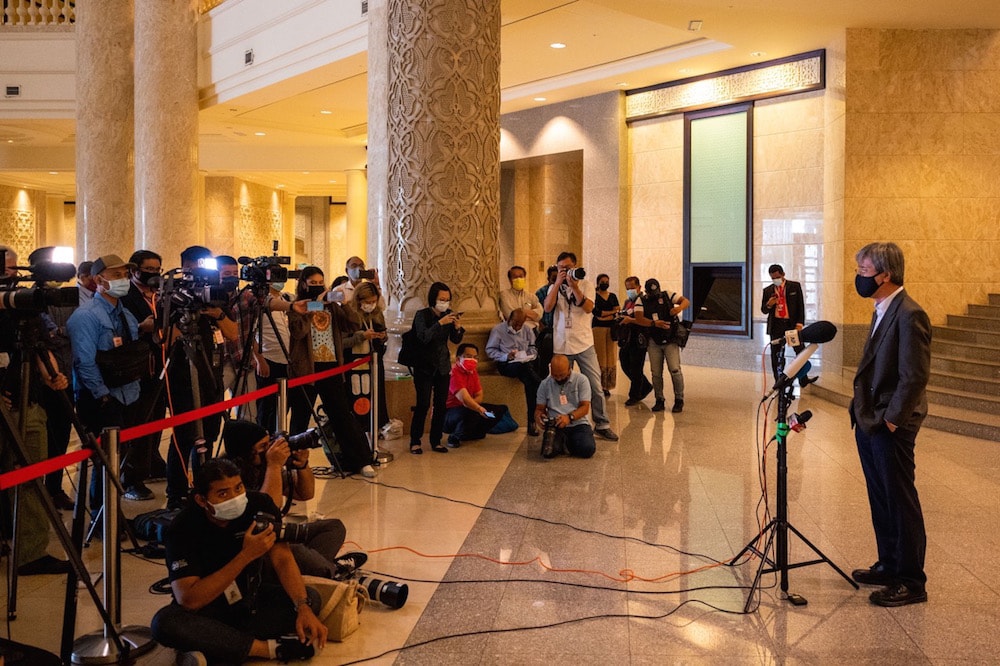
[
  {"xmin": 319, "ymin": 110, "xmax": 333, "ymax": 115},
  {"xmin": 329, "ymin": 179, "xmax": 337, "ymax": 183},
  {"xmin": 688, "ymin": 20, "xmax": 703, "ymax": 32},
  {"xmin": 6, "ymin": 139, "xmax": 12, "ymax": 144},
  {"xmin": 750, "ymin": 51, "xmax": 766, "ymax": 58},
  {"xmin": 254, "ymin": 131, "xmax": 266, "ymax": 136},
  {"xmin": 550, "ymin": 42, "xmax": 566, "ymax": 49},
  {"xmin": 49, "ymin": 171, "xmax": 59, "ymax": 175},
  {"xmin": 533, "ymin": 97, "xmax": 546, "ymax": 102},
  {"xmin": 616, "ymin": 82, "xmax": 628, "ymax": 87},
  {"xmin": 679, "ymin": 68, "xmax": 692, "ymax": 74},
  {"xmin": 276, "ymin": 184, "xmax": 285, "ymax": 188},
  {"xmin": 302, "ymin": 171, "xmax": 310, "ymax": 175}
]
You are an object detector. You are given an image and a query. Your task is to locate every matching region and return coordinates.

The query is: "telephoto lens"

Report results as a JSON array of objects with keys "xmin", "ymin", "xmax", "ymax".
[
  {"xmin": 285, "ymin": 426, "xmax": 323, "ymax": 451},
  {"xmin": 566, "ymin": 267, "xmax": 586, "ymax": 280},
  {"xmin": 541, "ymin": 419, "xmax": 559, "ymax": 459},
  {"xmin": 357, "ymin": 575, "xmax": 408, "ymax": 609}
]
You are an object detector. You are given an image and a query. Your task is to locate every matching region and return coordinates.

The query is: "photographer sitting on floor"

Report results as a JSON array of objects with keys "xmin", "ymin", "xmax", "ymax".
[
  {"xmin": 533, "ymin": 354, "xmax": 596, "ymax": 459},
  {"xmin": 151, "ymin": 458, "xmax": 327, "ymax": 664},
  {"xmin": 222, "ymin": 420, "xmax": 366, "ymax": 580}
]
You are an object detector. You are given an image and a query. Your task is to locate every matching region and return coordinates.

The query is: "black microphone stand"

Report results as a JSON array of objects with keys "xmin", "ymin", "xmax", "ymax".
[{"xmin": 732, "ymin": 354, "xmax": 858, "ymax": 611}]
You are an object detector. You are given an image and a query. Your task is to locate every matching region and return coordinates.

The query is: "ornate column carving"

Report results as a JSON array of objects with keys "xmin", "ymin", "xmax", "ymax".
[
  {"xmin": 75, "ymin": 0, "xmax": 134, "ymax": 260},
  {"xmin": 376, "ymin": 0, "xmax": 501, "ymax": 370}
]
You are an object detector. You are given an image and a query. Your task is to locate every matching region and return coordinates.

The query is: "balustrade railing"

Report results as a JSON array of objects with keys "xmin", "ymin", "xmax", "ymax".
[{"xmin": 1, "ymin": 0, "xmax": 75, "ymax": 26}]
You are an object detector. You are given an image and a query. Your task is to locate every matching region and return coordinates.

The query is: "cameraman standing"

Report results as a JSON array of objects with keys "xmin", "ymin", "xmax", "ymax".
[
  {"xmin": 150, "ymin": 458, "xmax": 326, "ymax": 663},
  {"xmin": 164, "ymin": 246, "xmax": 239, "ymax": 510},
  {"xmin": 66, "ymin": 255, "xmax": 150, "ymax": 512},
  {"xmin": 0, "ymin": 244, "xmax": 72, "ymax": 574}
]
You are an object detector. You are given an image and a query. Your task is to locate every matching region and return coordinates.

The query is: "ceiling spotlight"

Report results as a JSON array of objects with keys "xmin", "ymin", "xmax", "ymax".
[
  {"xmin": 49, "ymin": 171, "xmax": 59, "ymax": 175},
  {"xmin": 329, "ymin": 180, "xmax": 337, "ymax": 183},
  {"xmin": 550, "ymin": 42, "xmax": 566, "ymax": 49},
  {"xmin": 534, "ymin": 97, "xmax": 547, "ymax": 102},
  {"xmin": 616, "ymin": 82, "xmax": 628, "ymax": 87},
  {"xmin": 276, "ymin": 184, "xmax": 285, "ymax": 188},
  {"xmin": 254, "ymin": 131, "xmax": 266, "ymax": 136},
  {"xmin": 319, "ymin": 110, "xmax": 333, "ymax": 115},
  {"xmin": 750, "ymin": 51, "xmax": 766, "ymax": 58},
  {"xmin": 688, "ymin": 20, "xmax": 703, "ymax": 31}
]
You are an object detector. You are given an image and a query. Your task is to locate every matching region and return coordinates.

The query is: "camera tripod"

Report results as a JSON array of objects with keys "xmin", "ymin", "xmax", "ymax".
[{"xmin": 732, "ymin": 363, "xmax": 858, "ymax": 611}]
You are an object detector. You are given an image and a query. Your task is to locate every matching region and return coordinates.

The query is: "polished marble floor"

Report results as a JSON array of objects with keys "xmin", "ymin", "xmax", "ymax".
[{"xmin": 4, "ymin": 365, "xmax": 1000, "ymax": 665}]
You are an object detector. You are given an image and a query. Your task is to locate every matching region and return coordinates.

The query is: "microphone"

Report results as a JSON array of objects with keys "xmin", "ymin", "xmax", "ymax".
[
  {"xmin": 763, "ymin": 321, "xmax": 837, "ymax": 400},
  {"xmin": 789, "ymin": 409, "xmax": 813, "ymax": 432},
  {"xmin": 785, "ymin": 328, "xmax": 800, "ymax": 347},
  {"xmin": 237, "ymin": 256, "xmax": 254, "ymax": 265}
]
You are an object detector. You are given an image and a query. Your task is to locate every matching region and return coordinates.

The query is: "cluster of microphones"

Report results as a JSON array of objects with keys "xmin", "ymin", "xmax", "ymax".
[{"xmin": 763, "ymin": 320, "xmax": 838, "ymax": 433}]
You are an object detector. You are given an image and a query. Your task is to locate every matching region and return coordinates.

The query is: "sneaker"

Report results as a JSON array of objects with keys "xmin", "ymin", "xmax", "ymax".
[
  {"xmin": 595, "ymin": 427, "xmax": 619, "ymax": 441},
  {"xmin": 176, "ymin": 651, "xmax": 208, "ymax": 666},
  {"xmin": 333, "ymin": 551, "xmax": 368, "ymax": 580},
  {"xmin": 446, "ymin": 435, "xmax": 461, "ymax": 449},
  {"xmin": 17, "ymin": 554, "xmax": 71, "ymax": 576},
  {"xmin": 360, "ymin": 465, "xmax": 377, "ymax": 478},
  {"xmin": 123, "ymin": 483, "xmax": 155, "ymax": 502},
  {"xmin": 276, "ymin": 635, "xmax": 315, "ymax": 662},
  {"xmin": 651, "ymin": 399, "xmax": 665, "ymax": 412},
  {"xmin": 672, "ymin": 400, "xmax": 684, "ymax": 413},
  {"xmin": 603, "ymin": 389, "xmax": 611, "ymax": 397},
  {"xmin": 624, "ymin": 397, "xmax": 641, "ymax": 406}
]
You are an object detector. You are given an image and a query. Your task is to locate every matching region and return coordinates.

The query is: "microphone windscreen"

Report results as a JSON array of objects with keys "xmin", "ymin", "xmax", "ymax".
[
  {"xmin": 799, "ymin": 409, "xmax": 813, "ymax": 424},
  {"xmin": 799, "ymin": 320, "xmax": 837, "ymax": 345},
  {"xmin": 238, "ymin": 256, "xmax": 253, "ymax": 265}
]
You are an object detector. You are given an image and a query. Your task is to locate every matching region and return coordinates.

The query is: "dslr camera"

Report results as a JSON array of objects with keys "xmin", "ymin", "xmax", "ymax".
[
  {"xmin": 540, "ymin": 417, "xmax": 562, "ymax": 459},
  {"xmin": 251, "ymin": 511, "xmax": 311, "ymax": 544},
  {"xmin": 565, "ymin": 267, "xmax": 586, "ymax": 281},
  {"xmin": 273, "ymin": 426, "xmax": 324, "ymax": 452}
]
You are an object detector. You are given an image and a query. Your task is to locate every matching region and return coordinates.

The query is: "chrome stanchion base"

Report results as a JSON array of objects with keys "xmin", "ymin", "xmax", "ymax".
[
  {"xmin": 71, "ymin": 626, "xmax": 155, "ymax": 664},
  {"xmin": 375, "ymin": 449, "xmax": 394, "ymax": 465}
]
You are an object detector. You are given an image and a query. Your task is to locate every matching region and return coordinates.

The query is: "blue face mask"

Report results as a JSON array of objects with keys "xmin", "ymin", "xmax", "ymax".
[
  {"xmin": 270, "ymin": 281, "xmax": 286, "ymax": 292},
  {"xmin": 104, "ymin": 277, "xmax": 130, "ymax": 298},
  {"xmin": 626, "ymin": 289, "xmax": 638, "ymax": 301}
]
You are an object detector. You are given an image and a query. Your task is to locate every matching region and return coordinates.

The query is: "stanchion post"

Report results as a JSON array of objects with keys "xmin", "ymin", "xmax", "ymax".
[
  {"xmin": 371, "ymin": 350, "xmax": 392, "ymax": 465},
  {"xmin": 277, "ymin": 378, "xmax": 289, "ymax": 434},
  {"xmin": 71, "ymin": 428, "xmax": 154, "ymax": 665}
]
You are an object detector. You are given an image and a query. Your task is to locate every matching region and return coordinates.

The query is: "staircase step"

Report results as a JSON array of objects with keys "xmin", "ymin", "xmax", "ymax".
[
  {"xmin": 928, "ymin": 368, "xmax": 1000, "ymax": 395},
  {"xmin": 926, "ymin": 385, "xmax": 1000, "ymax": 418},
  {"xmin": 968, "ymin": 304, "xmax": 1000, "ymax": 319},
  {"xmin": 931, "ymin": 355, "xmax": 1000, "ymax": 379},
  {"xmin": 931, "ymin": 339, "xmax": 1000, "ymax": 362},
  {"xmin": 989, "ymin": 293, "xmax": 1000, "ymax": 307},
  {"xmin": 933, "ymin": 325, "xmax": 1000, "ymax": 347},
  {"xmin": 947, "ymin": 314, "xmax": 1000, "ymax": 333}
]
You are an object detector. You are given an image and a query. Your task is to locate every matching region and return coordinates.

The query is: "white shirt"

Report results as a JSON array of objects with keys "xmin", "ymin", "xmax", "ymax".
[
  {"xmin": 872, "ymin": 286, "xmax": 904, "ymax": 336},
  {"xmin": 548, "ymin": 280, "xmax": 595, "ymax": 355}
]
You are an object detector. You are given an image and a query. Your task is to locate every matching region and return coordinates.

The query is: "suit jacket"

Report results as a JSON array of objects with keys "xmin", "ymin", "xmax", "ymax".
[
  {"xmin": 849, "ymin": 290, "xmax": 931, "ymax": 436},
  {"xmin": 761, "ymin": 279, "xmax": 805, "ymax": 338}
]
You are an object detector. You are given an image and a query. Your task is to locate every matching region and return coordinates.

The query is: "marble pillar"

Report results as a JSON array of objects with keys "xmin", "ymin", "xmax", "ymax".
[
  {"xmin": 372, "ymin": 0, "xmax": 501, "ymax": 372},
  {"xmin": 74, "ymin": 0, "xmax": 134, "ymax": 261},
  {"xmin": 346, "ymin": 169, "xmax": 368, "ymax": 264},
  {"xmin": 134, "ymin": 0, "xmax": 200, "ymax": 266}
]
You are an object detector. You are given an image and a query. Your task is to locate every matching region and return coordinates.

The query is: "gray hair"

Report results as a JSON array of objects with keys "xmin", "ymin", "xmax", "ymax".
[{"xmin": 855, "ymin": 242, "xmax": 905, "ymax": 285}]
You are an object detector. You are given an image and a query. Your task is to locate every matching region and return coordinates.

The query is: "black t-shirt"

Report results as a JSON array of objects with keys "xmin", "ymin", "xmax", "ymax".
[{"xmin": 164, "ymin": 491, "xmax": 280, "ymax": 614}]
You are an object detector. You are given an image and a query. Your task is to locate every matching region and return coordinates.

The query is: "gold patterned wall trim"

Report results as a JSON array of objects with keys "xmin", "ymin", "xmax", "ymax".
[
  {"xmin": 0, "ymin": 209, "xmax": 37, "ymax": 262},
  {"xmin": 237, "ymin": 205, "xmax": 283, "ymax": 261},
  {"xmin": 626, "ymin": 50, "xmax": 826, "ymax": 122},
  {"xmin": 385, "ymin": 0, "xmax": 501, "ymax": 311}
]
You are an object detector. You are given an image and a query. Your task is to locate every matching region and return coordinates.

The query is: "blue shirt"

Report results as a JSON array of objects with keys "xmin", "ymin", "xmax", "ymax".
[
  {"xmin": 485, "ymin": 322, "xmax": 536, "ymax": 363},
  {"xmin": 536, "ymin": 372, "xmax": 592, "ymax": 427},
  {"xmin": 67, "ymin": 294, "xmax": 141, "ymax": 404}
]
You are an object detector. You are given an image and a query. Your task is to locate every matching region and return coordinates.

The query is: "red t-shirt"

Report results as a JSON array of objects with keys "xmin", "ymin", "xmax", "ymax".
[{"xmin": 446, "ymin": 364, "xmax": 482, "ymax": 409}]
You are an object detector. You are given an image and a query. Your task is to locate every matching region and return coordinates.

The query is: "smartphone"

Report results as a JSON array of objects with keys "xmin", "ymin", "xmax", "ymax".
[
  {"xmin": 483, "ymin": 411, "xmax": 495, "ymax": 419},
  {"xmin": 359, "ymin": 269, "xmax": 376, "ymax": 279},
  {"xmin": 455, "ymin": 311, "xmax": 464, "ymax": 317},
  {"xmin": 307, "ymin": 300, "xmax": 324, "ymax": 312}
]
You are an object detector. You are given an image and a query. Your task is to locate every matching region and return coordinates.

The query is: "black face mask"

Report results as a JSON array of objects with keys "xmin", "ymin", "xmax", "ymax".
[
  {"xmin": 220, "ymin": 276, "xmax": 240, "ymax": 293},
  {"xmin": 855, "ymin": 274, "xmax": 881, "ymax": 298},
  {"xmin": 598, "ymin": 282, "xmax": 609, "ymax": 291},
  {"xmin": 305, "ymin": 285, "xmax": 325, "ymax": 299},
  {"xmin": 646, "ymin": 285, "xmax": 660, "ymax": 296},
  {"xmin": 137, "ymin": 271, "xmax": 160, "ymax": 287}
]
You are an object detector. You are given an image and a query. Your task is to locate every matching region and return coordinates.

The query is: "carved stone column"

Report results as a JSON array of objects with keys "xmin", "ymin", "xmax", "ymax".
[
  {"xmin": 75, "ymin": 0, "xmax": 134, "ymax": 260},
  {"xmin": 372, "ymin": 0, "xmax": 501, "ymax": 372},
  {"xmin": 134, "ymin": 0, "xmax": 200, "ymax": 265}
]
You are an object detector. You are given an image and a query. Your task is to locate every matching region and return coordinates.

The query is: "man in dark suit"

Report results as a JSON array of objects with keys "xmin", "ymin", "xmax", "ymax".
[
  {"xmin": 760, "ymin": 264, "xmax": 814, "ymax": 385},
  {"xmin": 849, "ymin": 242, "xmax": 931, "ymax": 607}
]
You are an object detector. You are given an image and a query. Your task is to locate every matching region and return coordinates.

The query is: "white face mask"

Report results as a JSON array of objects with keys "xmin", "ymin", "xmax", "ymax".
[
  {"xmin": 772, "ymin": 278, "xmax": 783, "ymax": 287},
  {"xmin": 103, "ymin": 277, "xmax": 131, "ymax": 298},
  {"xmin": 435, "ymin": 300, "xmax": 450, "ymax": 313},
  {"xmin": 361, "ymin": 302, "xmax": 377, "ymax": 313},
  {"xmin": 208, "ymin": 492, "xmax": 248, "ymax": 521}
]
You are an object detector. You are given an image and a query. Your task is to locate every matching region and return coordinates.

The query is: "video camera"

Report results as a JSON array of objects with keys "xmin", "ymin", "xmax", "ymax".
[
  {"xmin": 0, "ymin": 247, "xmax": 79, "ymax": 313},
  {"xmin": 160, "ymin": 259, "xmax": 230, "ymax": 314},
  {"xmin": 238, "ymin": 241, "xmax": 299, "ymax": 285}
]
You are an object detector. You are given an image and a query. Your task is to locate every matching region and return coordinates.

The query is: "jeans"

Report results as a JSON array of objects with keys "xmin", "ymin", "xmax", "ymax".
[
  {"xmin": 563, "ymin": 346, "xmax": 609, "ymax": 429},
  {"xmin": 410, "ymin": 370, "xmax": 450, "ymax": 445},
  {"xmin": 618, "ymin": 343, "xmax": 651, "ymax": 401},
  {"xmin": 77, "ymin": 389, "xmax": 145, "ymax": 513},
  {"xmin": 551, "ymin": 424, "xmax": 596, "ymax": 458},
  {"xmin": 289, "ymin": 518, "xmax": 348, "ymax": 578},
  {"xmin": 151, "ymin": 585, "xmax": 321, "ymax": 664},
  {"xmin": 592, "ymin": 326, "xmax": 617, "ymax": 390},
  {"xmin": 647, "ymin": 341, "xmax": 684, "ymax": 402},
  {"xmin": 443, "ymin": 404, "xmax": 504, "ymax": 442},
  {"xmin": 497, "ymin": 360, "xmax": 542, "ymax": 421},
  {"xmin": 40, "ymin": 385, "xmax": 73, "ymax": 497}
]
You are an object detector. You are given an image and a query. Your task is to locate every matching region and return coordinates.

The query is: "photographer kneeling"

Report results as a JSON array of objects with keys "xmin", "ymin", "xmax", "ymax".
[
  {"xmin": 150, "ymin": 458, "xmax": 327, "ymax": 664},
  {"xmin": 222, "ymin": 420, "xmax": 367, "ymax": 580},
  {"xmin": 533, "ymin": 355, "xmax": 596, "ymax": 459}
]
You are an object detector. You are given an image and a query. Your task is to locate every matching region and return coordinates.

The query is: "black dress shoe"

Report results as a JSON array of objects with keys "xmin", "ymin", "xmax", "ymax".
[
  {"xmin": 799, "ymin": 375, "xmax": 818, "ymax": 388},
  {"xmin": 52, "ymin": 490, "xmax": 76, "ymax": 511},
  {"xmin": 851, "ymin": 565, "xmax": 893, "ymax": 586},
  {"xmin": 527, "ymin": 424, "xmax": 540, "ymax": 437},
  {"xmin": 870, "ymin": 583, "xmax": 927, "ymax": 607}
]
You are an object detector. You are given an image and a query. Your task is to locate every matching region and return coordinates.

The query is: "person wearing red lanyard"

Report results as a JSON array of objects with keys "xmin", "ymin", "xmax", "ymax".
[{"xmin": 761, "ymin": 264, "xmax": 814, "ymax": 386}]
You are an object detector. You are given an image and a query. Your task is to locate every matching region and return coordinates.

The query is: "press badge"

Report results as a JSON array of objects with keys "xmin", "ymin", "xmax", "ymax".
[
  {"xmin": 112, "ymin": 336, "xmax": 123, "ymax": 348},
  {"xmin": 559, "ymin": 394, "xmax": 568, "ymax": 405},
  {"xmin": 224, "ymin": 581, "xmax": 242, "ymax": 604},
  {"xmin": 213, "ymin": 329, "xmax": 225, "ymax": 345}
]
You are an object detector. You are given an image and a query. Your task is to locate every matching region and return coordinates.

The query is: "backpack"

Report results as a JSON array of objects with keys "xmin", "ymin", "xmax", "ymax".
[{"xmin": 397, "ymin": 326, "xmax": 418, "ymax": 368}]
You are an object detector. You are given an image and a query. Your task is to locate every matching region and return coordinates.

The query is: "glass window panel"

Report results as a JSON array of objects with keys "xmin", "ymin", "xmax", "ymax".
[{"xmin": 689, "ymin": 113, "xmax": 747, "ymax": 264}]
